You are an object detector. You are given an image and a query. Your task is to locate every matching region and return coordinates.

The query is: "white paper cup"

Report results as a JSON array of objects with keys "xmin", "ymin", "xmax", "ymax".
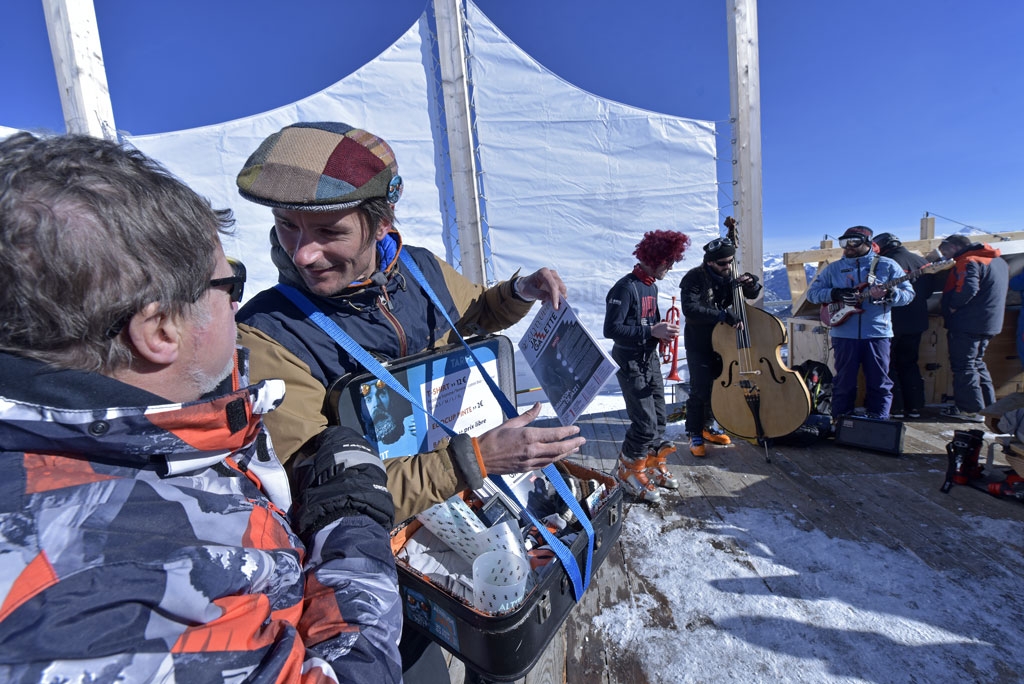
[{"xmin": 472, "ymin": 550, "xmax": 530, "ymax": 614}]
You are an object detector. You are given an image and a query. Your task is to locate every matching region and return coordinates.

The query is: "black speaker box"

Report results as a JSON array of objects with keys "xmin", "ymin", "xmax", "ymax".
[{"xmin": 833, "ymin": 415, "xmax": 905, "ymax": 455}]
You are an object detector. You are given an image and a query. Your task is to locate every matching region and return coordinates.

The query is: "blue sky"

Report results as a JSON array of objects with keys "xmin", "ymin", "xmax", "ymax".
[{"xmin": 2, "ymin": 0, "xmax": 1021, "ymax": 254}]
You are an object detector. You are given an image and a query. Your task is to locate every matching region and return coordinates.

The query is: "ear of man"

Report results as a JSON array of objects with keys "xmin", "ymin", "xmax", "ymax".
[
  {"xmin": 126, "ymin": 302, "xmax": 183, "ymax": 366},
  {"xmin": 371, "ymin": 217, "xmax": 391, "ymax": 243}
]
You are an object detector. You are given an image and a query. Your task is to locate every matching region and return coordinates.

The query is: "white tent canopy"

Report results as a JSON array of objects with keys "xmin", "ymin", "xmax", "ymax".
[{"xmin": 7, "ymin": 1, "xmax": 719, "ymax": 377}]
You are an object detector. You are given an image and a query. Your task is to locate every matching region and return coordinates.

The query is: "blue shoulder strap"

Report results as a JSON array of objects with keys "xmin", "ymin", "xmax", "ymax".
[
  {"xmin": 274, "ymin": 278, "xmax": 594, "ymax": 599},
  {"xmin": 398, "ymin": 252, "xmax": 518, "ymax": 420},
  {"xmin": 398, "ymin": 252, "xmax": 595, "ymax": 596}
]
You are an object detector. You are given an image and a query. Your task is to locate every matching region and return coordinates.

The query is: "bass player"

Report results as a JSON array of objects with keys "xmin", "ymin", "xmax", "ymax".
[
  {"xmin": 678, "ymin": 234, "xmax": 762, "ymax": 457},
  {"xmin": 806, "ymin": 225, "xmax": 914, "ymax": 421}
]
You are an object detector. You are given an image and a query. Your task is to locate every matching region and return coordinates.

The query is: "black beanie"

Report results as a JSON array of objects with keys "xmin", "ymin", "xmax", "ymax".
[{"xmin": 703, "ymin": 239, "xmax": 737, "ymax": 263}]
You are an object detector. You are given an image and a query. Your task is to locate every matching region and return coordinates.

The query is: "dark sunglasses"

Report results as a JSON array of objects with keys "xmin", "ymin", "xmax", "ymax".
[
  {"xmin": 210, "ymin": 258, "xmax": 246, "ymax": 304},
  {"xmin": 839, "ymin": 236, "xmax": 866, "ymax": 248},
  {"xmin": 713, "ymin": 259, "xmax": 734, "ymax": 267},
  {"xmin": 106, "ymin": 258, "xmax": 247, "ymax": 338}
]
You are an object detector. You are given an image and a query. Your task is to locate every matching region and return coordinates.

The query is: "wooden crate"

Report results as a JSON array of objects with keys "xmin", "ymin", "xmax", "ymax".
[
  {"xmin": 986, "ymin": 308, "xmax": 1024, "ymax": 398},
  {"xmin": 786, "ymin": 317, "xmax": 835, "ymax": 375},
  {"xmin": 919, "ymin": 315, "xmax": 950, "ymax": 405}
]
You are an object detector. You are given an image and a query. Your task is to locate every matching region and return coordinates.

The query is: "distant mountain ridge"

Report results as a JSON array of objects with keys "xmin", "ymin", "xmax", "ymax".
[{"xmin": 762, "ymin": 253, "xmax": 815, "ymax": 317}]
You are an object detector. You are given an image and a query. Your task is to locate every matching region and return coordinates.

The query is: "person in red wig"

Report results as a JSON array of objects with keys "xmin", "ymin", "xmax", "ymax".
[{"xmin": 604, "ymin": 230, "xmax": 690, "ymax": 504}]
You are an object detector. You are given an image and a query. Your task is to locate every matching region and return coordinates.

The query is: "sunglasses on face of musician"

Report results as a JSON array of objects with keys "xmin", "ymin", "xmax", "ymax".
[{"xmin": 708, "ymin": 257, "xmax": 734, "ymax": 274}]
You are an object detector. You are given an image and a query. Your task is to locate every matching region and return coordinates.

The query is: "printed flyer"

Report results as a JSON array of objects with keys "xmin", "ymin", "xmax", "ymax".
[{"xmin": 518, "ymin": 297, "xmax": 616, "ymax": 426}]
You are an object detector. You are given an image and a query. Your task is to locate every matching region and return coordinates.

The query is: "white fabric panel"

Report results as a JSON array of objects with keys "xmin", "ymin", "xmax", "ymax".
[
  {"xmin": 124, "ymin": 16, "xmax": 445, "ymax": 301},
  {"xmin": 465, "ymin": 2, "xmax": 720, "ymax": 351},
  {"xmin": 22, "ymin": 2, "xmax": 719, "ymax": 390}
]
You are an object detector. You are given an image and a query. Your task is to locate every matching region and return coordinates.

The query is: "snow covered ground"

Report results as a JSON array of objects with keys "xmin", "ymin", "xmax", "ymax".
[
  {"xmin": 527, "ymin": 386, "xmax": 1024, "ymax": 683},
  {"xmin": 601, "ymin": 505, "xmax": 1024, "ymax": 683}
]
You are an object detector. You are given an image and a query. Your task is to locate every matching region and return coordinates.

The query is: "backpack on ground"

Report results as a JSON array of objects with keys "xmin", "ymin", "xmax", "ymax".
[
  {"xmin": 775, "ymin": 361, "xmax": 834, "ymax": 446},
  {"xmin": 795, "ymin": 360, "xmax": 833, "ymax": 417}
]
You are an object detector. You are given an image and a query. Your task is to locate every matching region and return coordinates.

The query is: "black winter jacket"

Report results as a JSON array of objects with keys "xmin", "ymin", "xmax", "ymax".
[
  {"xmin": 679, "ymin": 264, "xmax": 762, "ymax": 354},
  {"xmin": 879, "ymin": 244, "xmax": 930, "ymax": 336},
  {"xmin": 941, "ymin": 242, "xmax": 1008, "ymax": 336},
  {"xmin": 604, "ymin": 272, "xmax": 662, "ymax": 355}
]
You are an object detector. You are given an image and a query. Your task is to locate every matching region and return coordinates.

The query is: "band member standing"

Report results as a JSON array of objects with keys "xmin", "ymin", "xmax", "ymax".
[
  {"xmin": 806, "ymin": 226, "xmax": 914, "ymax": 421},
  {"xmin": 604, "ymin": 230, "xmax": 690, "ymax": 504},
  {"xmin": 872, "ymin": 232, "xmax": 931, "ymax": 419},
  {"xmin": 679, "ymin": 237, "xmax": 762, "ymax": 457}
]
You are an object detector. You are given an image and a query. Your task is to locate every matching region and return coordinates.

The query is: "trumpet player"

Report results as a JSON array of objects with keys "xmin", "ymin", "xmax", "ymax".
[{"xmin": 604, "ymin": 230, "xmax": 690, "ymax": 504}]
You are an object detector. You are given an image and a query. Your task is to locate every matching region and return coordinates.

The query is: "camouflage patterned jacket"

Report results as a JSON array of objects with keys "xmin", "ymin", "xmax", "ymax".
[{"xmin": 0, "ymin": 350, "xmax": 402, "ymax": 683}]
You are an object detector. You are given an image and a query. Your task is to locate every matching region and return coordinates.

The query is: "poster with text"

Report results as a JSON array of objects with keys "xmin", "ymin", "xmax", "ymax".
[
  {"xmin": 341, "ymin": 340, "xmax": 512, "ymax": 460},
  {"xmin": 518, "ymin": 297, "xmax": 616, "ymax": 426}
]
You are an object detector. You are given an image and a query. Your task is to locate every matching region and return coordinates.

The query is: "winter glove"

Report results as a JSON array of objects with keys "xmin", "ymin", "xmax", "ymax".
[
  {"xmin": 717, "ymin": 309, "xmax": 738, "ymax": 326},
  {"xmin": 293, "ymin": 426, "xmax": 395, "ymax": 544},
  {"xmin": 831, "ymin": 287, "xmax": 858, "ymax": 304}
]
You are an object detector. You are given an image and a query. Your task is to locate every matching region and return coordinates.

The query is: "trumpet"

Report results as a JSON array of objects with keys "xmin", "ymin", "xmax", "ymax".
[{"xmin": 660, "ymin": 296, "xmax": 682, "ymax": 382}]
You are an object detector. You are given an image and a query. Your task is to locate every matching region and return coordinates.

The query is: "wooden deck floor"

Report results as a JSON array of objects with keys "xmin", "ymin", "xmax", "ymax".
[{"xmin": 444, "ymin": 406, "xmax": 1024, "ymax": 683}]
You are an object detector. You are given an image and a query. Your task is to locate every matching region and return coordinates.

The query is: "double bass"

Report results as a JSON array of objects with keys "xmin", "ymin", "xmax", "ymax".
[{"xmin": 710, "ymin": 217, "xmax": 810, "ymax": 455}]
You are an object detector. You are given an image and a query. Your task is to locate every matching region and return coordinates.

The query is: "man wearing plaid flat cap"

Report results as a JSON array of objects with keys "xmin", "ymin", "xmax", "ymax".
[
  {"xmin": 807, "ymin": 225, "xmax": 915, "ymax": 421},
  {"xmin": 235, "ymin": 122, "xmax": 583, "ymax": 681}
]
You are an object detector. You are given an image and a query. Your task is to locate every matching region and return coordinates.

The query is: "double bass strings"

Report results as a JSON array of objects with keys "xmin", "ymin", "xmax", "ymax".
[{"xmin": 730, "ymin": 260, "xmax": 756, "ymax": 379}]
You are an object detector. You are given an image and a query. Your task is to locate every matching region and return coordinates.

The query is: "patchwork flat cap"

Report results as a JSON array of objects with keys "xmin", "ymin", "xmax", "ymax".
[{"xmin": 237, "ymin": 122, "xmax": 403, "ymax": 211}]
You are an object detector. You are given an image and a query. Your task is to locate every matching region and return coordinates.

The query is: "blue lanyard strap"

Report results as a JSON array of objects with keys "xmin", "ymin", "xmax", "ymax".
[
  {"xmin": 399, "ymin": 251, "xmax": 518, "ymax": 419},
  {"xmin": 274, "ymin": 284, "xmax": 448, "ymax": 434},
  {"xmin": 398, "ymin": 252, "xmax": 593, "ymax": 598},
  {"xmin": 275, "ymin": 268, "xmax": 594, "ymax": 599}
]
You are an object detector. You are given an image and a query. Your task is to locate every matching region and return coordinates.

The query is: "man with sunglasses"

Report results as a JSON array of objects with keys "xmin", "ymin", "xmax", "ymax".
[
  {"xmin": 806, "ymin": 226, "xmax": 914, "ymax": 422},
  {"xmin": 0, "ymin": 133, "xmax": 402, "ymax": 682},
  {"xmin": 679, "ymin": 236, "xmax": 762, "ymax": 457}
]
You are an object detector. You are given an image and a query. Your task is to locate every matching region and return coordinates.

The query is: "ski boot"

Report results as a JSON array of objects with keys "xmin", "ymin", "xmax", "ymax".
[
  {"xmin": 615, "ymin": 454, "xmax": 662, "ymax": 504},
  {"xmin": 941, "ymin": 429, "xmax": 985, "ymax": 492},
  {"xmin": 702, "ymin": 422, "xmax": 732, "ymax": 445},
  {"xmin": 646, "ymin": 442, "xmax": 679, "ymax": 489},
  {"xmin": 689, "ymin": 434, "xmax": 706, "ymax": 458}
]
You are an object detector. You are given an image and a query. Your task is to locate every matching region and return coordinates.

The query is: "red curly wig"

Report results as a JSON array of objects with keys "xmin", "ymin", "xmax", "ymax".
[{"xmin": 633, "ymin": 230, "xmax": 691, "ymax": 268}]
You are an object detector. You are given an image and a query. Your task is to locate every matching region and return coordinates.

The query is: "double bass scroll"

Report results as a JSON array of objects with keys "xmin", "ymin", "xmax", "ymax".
[{"xmin": 709, "ymin": 218, "xmax": 811, "ymax": 443}]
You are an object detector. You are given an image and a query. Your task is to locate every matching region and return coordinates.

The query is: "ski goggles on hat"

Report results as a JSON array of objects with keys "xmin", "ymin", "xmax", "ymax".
[{"xmin": 704, "ymin": 237, "xmax": 734, "ymax": 253}]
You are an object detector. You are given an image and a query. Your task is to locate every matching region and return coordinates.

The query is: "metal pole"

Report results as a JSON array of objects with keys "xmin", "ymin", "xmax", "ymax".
[
  {"xmin": 433, "ymin": 0, "xmax": 487, "ymax": 284},
  {"xmin": 42, "ymin": 0, "xmax": 116, "ymax": 138}
]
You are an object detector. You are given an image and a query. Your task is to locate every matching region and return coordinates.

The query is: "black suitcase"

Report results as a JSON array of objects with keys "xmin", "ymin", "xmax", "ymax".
[
  {"xmin": 327, "ymin": 336, "xmax": 622, "ymax": 681},
  {"xmin": 392, "ymin": 460, "xmax": 623, "ymax": 682}
]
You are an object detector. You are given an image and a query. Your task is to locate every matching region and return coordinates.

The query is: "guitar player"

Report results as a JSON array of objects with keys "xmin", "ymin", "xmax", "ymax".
[{"xmin": 806, "ymin": 226, "xmax": 915, "ymax": 422}]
